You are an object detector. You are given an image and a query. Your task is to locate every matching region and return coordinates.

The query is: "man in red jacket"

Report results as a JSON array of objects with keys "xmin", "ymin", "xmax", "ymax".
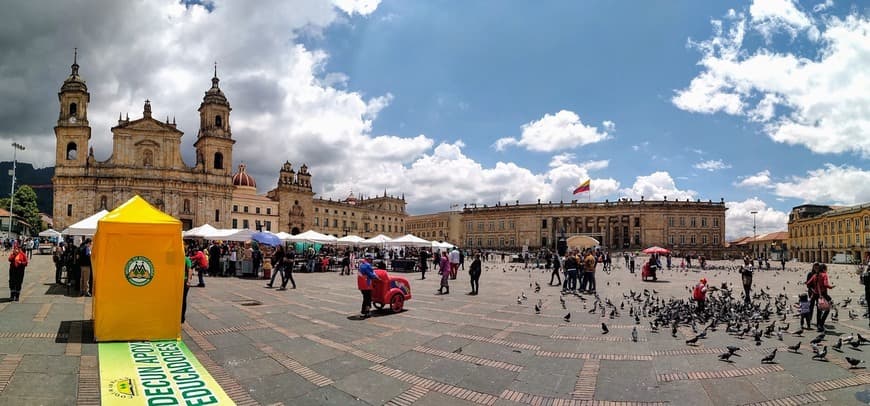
[
  {"xmin": 7, "ymin": 242, "xmax": 28, "ymax": 302},
  {"xmin": 357, "ymin": 259, "xmax": 380, "ymax": 318}
]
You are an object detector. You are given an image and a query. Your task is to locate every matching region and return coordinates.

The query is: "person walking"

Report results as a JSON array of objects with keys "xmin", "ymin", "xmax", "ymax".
[
  {"xmin": 740, "ymin": 265, "xmax": 753, "ymax": 304},
  {"xmin": 189, "ymin": 248, "xmax": 208, "ymax": 287},
  {"xmin": 549, "ymin": 254, "xmax": 562, "ymax": 286},
  {"xmin": 563, "ymin": 252, "xmax": 579, "ymax": 293},
  {"xmin": 278, "ymin": 246, "xmax": 297, "ymax": 290},
  {"xmin": 78, "ymin": 238, "xmax": 93, "ymax": 297},
  {"xmin": 357, "ymin": 258, "xmax": 379, "ymax": 318},
  {"xmin": 418, "ymin": 249, "xmax": 429, "ymax": 280},
  {"xmin": 449, "ymin": 247, "xmax": 460, "ymax": 280},
  {"xmin": 7, "ymin": 242, "xmax": 28, "ymax": 301},
  {"xmin": 207, "ymin": 241, "xmax": 221, "ymax": 277},
  {"xmin": 181, "ymin": 253, "xmax": 193, "ymax": 323},
  {"xmin": 693, "ymin": 278, "xmax": 708, "ymax": 315},
  {"xmin": 629, "ymin": 253, "xmax": 636, "ymax": 274},
  {"xmin": 582, "ymin": 249, "xmax": 597, "ymax": 293},
  {"xmin": 52, "ymin": 242, "xmax": 65, "ymax": 285},
  {"xmin": 807, "ymin": 264, "xmax": 834, "ymax": 332},
  {"xmin": 468, "ymin": 253, "xmax": 482, "ymax": 295},
  {"xmin": 438, "ymin": 251, "xmax": 450, "ymax": 294},
  {"xmin": 266, "ymin": 245, "xmax": 285, "ymax": 288},
  {"xmin": 805, "ymin": 263, "xmax": 820, "ymax": 328}
]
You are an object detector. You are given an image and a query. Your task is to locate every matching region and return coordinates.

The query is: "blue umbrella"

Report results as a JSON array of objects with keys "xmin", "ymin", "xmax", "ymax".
[{"xmin": 251, "ymin": 231, "xmax": 281, "ymax": 246}]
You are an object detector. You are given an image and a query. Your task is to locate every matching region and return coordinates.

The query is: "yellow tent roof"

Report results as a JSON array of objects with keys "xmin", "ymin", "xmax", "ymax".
[{"xmin": 99, "ymin": 195, "xmax": 180, "ymax": 225}]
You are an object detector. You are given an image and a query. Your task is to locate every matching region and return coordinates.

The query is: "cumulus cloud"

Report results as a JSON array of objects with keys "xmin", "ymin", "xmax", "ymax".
[
  {"xmin": 332, "ymin": 0, "xmax": 381, "ymax": 16},
  {"xmin": 772, "ymin": 164, "xmax": 870, "ymax": 205},
  {"xmin": 725, "ymin": 197, "xmax": 789, "ymax": 240},
  {"xmin": 494, "ymin": 110, "xmax": 611, "ymax": 152},
  {"xmin": 736, "ymin": 170, "xmax": 773, "ymax": 188},
  {"xmin": 673, "ymin": 6, "xmax": 870, "ymax": 157},
  {"xmin": 618, "ymin": 172, "xmax": 696, "ymax": 201},
  {"xmin": 694, "ymin": 159, "xmax": 732, "ymax": 172}
]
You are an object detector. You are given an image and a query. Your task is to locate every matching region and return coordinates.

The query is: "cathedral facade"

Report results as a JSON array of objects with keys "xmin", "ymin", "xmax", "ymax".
[{"xmin": 52, "ymin": 56, "xmax": 408, "ymax": 236}]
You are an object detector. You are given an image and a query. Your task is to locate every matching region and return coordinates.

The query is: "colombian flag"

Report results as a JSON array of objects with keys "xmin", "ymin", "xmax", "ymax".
[{"xmin": 573, "ymin": 179, "xmax": 591, "ymax": 194}]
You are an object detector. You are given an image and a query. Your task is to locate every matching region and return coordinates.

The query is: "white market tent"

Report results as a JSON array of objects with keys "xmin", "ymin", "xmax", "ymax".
[
  {"xmin": 38, "ymin": 229, "xmax": 62, "ymax": 238},
  {"xmin": 275, "ymin": 231, "xmax": 294, "ymax": 241},
  {"xmin": 183, "ymin": 224, "xmax": 218, "ymax": 239},
  {"xmin": 390, "ymin": 234, "xmax": 431, "ymax": 247},
  {"xmin": 361, "ymin": 234, "xmax": 393, "ymax": 246},
  {"xmin": 62, "ymin": 210, "xmax": 109, "ymax": 237},
  {"xmin": 224, "ymin": 229, "xmax": 256, "ymax": 242},
  {"xmin": 336, "ymin": 235, "xmax": 365, "ymax": 246},
  {"xmin": 431, "ymin": 240, "xmax": 455, "ymax": 249},
  {"xmin": 290, "ymin": 230, "xmax": 337, "ymax": 244},
  {"xmin": 199, "ymin": 228, "xmax": 241, "ymax": 240}
]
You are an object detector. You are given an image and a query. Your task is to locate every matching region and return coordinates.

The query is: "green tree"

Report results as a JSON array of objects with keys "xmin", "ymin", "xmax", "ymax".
[{"xmin": 8, "ymin": 186, "xmax": 43, "ymax": 233}]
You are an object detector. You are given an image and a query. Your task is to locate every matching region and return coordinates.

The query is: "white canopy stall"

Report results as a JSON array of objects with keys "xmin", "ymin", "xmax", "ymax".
[{"xmin": 61, "ymin": 210, "xmax": 109, "ymax": 237}]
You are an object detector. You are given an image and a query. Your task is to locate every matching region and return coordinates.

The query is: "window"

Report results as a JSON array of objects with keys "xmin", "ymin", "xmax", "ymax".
[
  {"xmin": 183, "ymin": 199, "xmax": 190, "ymax": 213},
  {"xmin": 668, "ymin": 217, "xmax": 675, "ymax": 227},
  {"xmin": 541, "ymin": 237, "xmax": 547, "ymax": 247},
  {"xmin": 690, "ymin": 217, "xmax": 697, "ymax": 227},
  {"xmin": 668, "ymin": 235, "xmax": 675, "ymax": 245},
  {"xmin": 333, "ymin": 219, "xmax": 338, "ymax": 228},
  {"xmin": 467, "ymin": 237, "xmax": 474, "ymax": 246},
  {"xmin": 467, "ymin": 222, "xmax": 472, "ymax": 231},
  {"xmin": 232, "ymin": 219, "xmax": 238, "ymax": 228},
  {"xmin": 364, "ymin": 223, "xmax": 370, "ymax": 232},
  {"xmin": 267, "ymin": 208, "xmax": 271, "ymax": 215},
  {"xmin": 477, "ymin": 238, "xmax": 482, "ymax": 247},
  {"xmin": 680, "ymin": 235, "xmax": 686, "ymax": 244},
  {"xmin": 702, "ymin": 235, "xmax": 707, "ymax": 245},
  {"xmin": 342, "ymin": 220, "xmax": 347, "ymax": 228},
  {"xmin": 66, "ymin": 142, "xmax": 77, "ymax": 160},
  {"xmin": 233, "ymin": 205, "xmax": 238, "ymax": 212},
  {"xmin": 690, "ymin": 235, "xmax": 696, "ymax": 244},
  {"xmin": 214, "ymin": 209, "xmax": 220, "ymax": 222},
  {"xmin": 489, "ymin": 222, "xmax": 494, "ymax": 231},
  {"xmin": 679, "ymin": 217, "xmax": 685, "ymax": 227},
  {"xmin": 324, "ymin": 218, "xmax": 328, "ymax": 227},
  {"xmin": 67, "ymin": 204, "xmax": 72, "ymax": 217},
  {"xmin": 509, "ymin": 220, "xmax": 515, "ymax": 230},
  {"xmin": 265, "ymin": 221, "xmax": 271, "ymax": 231},
  {"xmin": 213, "ymin": 152, "xmax": 223, "ymax": 169},
  {"xmin": 713, "ymin": 218, "xmax": 719, "ymax": 227},
  {"xmin": 69, "ymin": 102, "xmax": 78, "ymax": 117},
  {"xmin": 478, "ymin": 222, "xmax": 484, "ymax": 231},
  {"xmin": 314, "ymin": 217, "xmax": 319, "ymax": 226},
  {"xmin": 541, "ymin": 219, "xmax": 548, "ymax": 229},
  {"xmin": 500, "ymin": 237, "xmax": 505, "ymax": 246},
  {"xmin": 509, "ymin": 238, "xmax": 515, "ymax": 246},
  {"xmin": 713, "ymin": 235, "xmax": 719, "ymax": 244},
  {"xmin": 143, "ymin": 150, "xmax": 153, "ymax": 167},
  {"xmin": 215, "ymin": 115, "xmax": 222, "ymax": 128},
  {"xmin": 243, "ymin": 206, "xmax": 249, "ymax": 213},
  {"xmin": 499, "ymin": 220, "xmax": 505, "ymax": 230},
  {"xmin": 701, "ymin": 218, "xmax": 707, "ymax": 227},
  {"xmin": 634, "ymin": 218, "xmax": 640, "ymax": 227},
  {"xmin": 242, "ymin": 219, "xmax": 249, "ymax": 229},
  {"xmin": 634, "ymin": 234, "xmax": 640, "ymax": 244},
  {"xmin": 846, "ymin": 221, "xmax": 851, "ymax": 232},
  {"xmin": 255, "ymin": 207, "xmax": 261, "ymax": 214}
]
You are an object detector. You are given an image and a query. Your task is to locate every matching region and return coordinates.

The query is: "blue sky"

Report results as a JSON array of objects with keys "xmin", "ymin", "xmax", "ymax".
[{"xmin": 0, "ymin": 0, "xmax": 867, "ymax": 239}]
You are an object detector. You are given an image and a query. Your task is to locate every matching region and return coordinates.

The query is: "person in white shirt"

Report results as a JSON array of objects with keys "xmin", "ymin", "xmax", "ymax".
[{"xmin": 448, "ymin": 248, "xmax": 461, "ymax": 280}]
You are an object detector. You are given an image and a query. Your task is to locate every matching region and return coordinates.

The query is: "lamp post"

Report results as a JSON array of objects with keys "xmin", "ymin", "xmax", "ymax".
[
  {"xmin": 342, "ymin": 226, "xmax": 350, "ymax": 237},
  {"xmin": 818, "ymin": 240, "xmax": 823, "ymax": 263},
  {"xmin": 750, "ymin": 210, "xmax": 758, "ymax": 257},
  {"xmin": 7, "ymin": 142, "xmax": 25, "ymax": 238}
]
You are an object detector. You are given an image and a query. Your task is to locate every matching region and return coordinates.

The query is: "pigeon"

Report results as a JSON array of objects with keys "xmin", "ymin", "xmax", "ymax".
[
  {"xmin": 812, "ymin": 346, "xmax": 827, "ymax": 361},
  {"xmin": 849, "ymin": 340, "xmax": 861, "ymax": 349},
  {"xmin": 792, "ymin": 327, "xmax": 804, "ymax": 337},
  {"xmin": 601, "ymin": 322, "xmax": 609, "ymax": 335},
  {"xmin": 845, "ymin": 357, "xmax": 864, "ymax": 368},
  {"xmin": 726, "ymin": 346, "xmax": 740, "ymax": 355},
  {"xmin": 521, "ymin": 292, "xmax": 527, "ymax": 300},
  {"xmin": 685, "ymin": 335, "xmax": 700, "ymax": 346},
  {"xmin": 649, "ymin": 322, "xmax": 659, "ymax": 333},
  {"xmin": 534, "ymin": 303, "xmax": 541, "ymax": 314},
  {"xmin": 833, "ymin": 338, "xmax": 843, "ymax": 351},
  {"xmin": 631, "ymin": 326, "xmax": 638, "ymax": 342},
  {"xmin": 788, "ymin": 342, "xmax": 801, "ymax": 353},
  {"xmin": 776, "ymin": 330, "xmax": 784, "ymax": 341},
  {"xmin": 534, "ymin": 282, "xmax": 541, "ymax": 293},
  {"xmin": 761, "ymin": 348, "xmax": 777, "ymax": 364},
  {"xmin": 560, "ymin": 296, "xmax": 566, "ymax": 308},
  {"xmin": 810, "ymin": 334, "xmax": 825, "ymax": 345},
  {"xmin": 563, "ymin": 313, "xmax": 571, "ymax": 323},
  {"xmin": 718, "ymin": 352, "xmax": 733, "ymax": 362},
  {"xmin": 859, "ymin": 334, "xmax": 869, "ymax": 344},
  {"xmin": 671, "ymin": 324, "xmax": 678, "ymax": 338},
  {"xmin": 517, "ymin": 296, "xmax": 522, "ymax": 304}
]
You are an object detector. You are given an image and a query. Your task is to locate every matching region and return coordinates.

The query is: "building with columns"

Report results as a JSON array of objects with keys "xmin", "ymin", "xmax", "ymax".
[
  {"xmin": 52, "ymin": 55, "xmax": 409, "ymax": 237},
  {"xmin": 788, "ymin": 203, "xmax": 870, "ymax": 263},
  {"xmin": 408, "ymin": 198, "xmax": 727, "ymax": 257}
]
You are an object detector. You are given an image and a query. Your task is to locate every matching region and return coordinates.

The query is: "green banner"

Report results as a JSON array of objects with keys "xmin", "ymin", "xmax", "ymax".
[{"xmin": 99, "ymin": 340, "xmax": 233, "ymax": 405}]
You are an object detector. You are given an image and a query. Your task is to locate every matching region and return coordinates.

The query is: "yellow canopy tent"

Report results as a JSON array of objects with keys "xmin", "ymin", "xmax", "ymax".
[
  {"xmin": 92, "ymin": 195, "xmax": 184, "ymax": 342},
  {"xmin": 566, "ymin": 235, "xmax": 600, "ymax": 250}
]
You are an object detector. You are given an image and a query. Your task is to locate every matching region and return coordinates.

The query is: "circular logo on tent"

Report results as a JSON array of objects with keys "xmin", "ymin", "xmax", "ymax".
[{"xmin": 124, "ymin": 256, "xmax": 155, "ymax": 287}]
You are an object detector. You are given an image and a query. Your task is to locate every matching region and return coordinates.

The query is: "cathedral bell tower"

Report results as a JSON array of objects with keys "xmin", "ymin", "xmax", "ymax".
[
  {"xmin": 55, "ymin": 49, "xmax": 91, "ymax": 168},
  {"xmin": 194, "ymin": 64, "xmax": 234, "ymax": 175}
]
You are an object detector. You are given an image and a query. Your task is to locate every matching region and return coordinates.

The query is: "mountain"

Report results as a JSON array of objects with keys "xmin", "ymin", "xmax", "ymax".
[{"xmin": 0, "ymin": 162, "xmax": 54, "ymax": 214}]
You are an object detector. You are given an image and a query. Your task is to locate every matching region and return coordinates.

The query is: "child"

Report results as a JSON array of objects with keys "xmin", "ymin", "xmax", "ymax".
[{"xmin": 797, "ymin": 293, "xmax": 811, "ymax": 329}]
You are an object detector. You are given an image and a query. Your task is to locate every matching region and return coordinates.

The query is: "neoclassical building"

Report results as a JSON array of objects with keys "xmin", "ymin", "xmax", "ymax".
[
  {"xmin": 788, "ymin": 203, "xmax": 870, "ymax": 263},
  {"xmin": 52, "ymin": 55, "xmax": 408, "ymax": 237},
  {"xmin": 408, "ymin": 198, "xmax": 728, "ymax": 257}
]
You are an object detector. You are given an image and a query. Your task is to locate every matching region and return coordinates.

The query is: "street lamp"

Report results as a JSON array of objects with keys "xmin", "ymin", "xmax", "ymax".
[
  {"xmin": 7, "ymin": 142, "xmax": 25, "ymax": 238},
  {"xmin": 750, "ymin": 210, "xmax": 758, "ymax": 257},
  {"xmin": 818, "ymin": 240, "xmax": 823, "ymax": 263}
]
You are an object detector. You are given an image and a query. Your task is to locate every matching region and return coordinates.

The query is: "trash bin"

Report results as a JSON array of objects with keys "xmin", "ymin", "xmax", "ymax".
[{"xmin": 91, "ymin": 196, "xmax": 184, "ymax": 342}]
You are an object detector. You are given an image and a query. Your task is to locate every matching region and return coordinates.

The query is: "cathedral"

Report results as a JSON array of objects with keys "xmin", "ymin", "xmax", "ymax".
[{"xmin": 52, "ymin": 55, "xmax": 408, "ymax": 237}]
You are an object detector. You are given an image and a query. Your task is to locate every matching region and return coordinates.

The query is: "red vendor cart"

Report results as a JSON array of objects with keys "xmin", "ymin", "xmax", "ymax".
[{"xmin": 371, "ymin": 269, "xmax": 412, "ymax": 312}]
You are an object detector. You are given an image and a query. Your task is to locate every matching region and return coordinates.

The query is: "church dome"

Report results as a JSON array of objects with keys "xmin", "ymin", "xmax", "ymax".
[
  {"xmin": 345, "ymin": 190, "xmax": 357, "ymax": 205},
  {"xmin": 232, "ymin": 164, "xmax": 256, "ymax": 188}
]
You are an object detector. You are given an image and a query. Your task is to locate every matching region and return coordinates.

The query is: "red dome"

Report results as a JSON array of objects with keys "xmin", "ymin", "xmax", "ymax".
[{"xmin": 232, "ymin": 164, "xmax": 256, "ymax": 188}]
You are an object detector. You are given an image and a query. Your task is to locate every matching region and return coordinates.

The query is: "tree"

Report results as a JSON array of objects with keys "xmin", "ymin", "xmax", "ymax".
[{"xmin": 7, "ymin": 185, "xmax": 43, "ymax": 233}]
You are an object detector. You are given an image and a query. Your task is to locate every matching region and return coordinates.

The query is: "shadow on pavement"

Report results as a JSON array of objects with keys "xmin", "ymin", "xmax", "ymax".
[
  {"xmin": 44, "ymin": 283, "xmax": 76, "ymax": 296},
  {"xmin": 55, "ymin": 320, "xmax": 95, "ymax": 344}
]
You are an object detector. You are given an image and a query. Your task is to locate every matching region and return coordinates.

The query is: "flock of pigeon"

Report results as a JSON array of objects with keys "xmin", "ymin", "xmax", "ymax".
[{"xmin": 514, "ymin": 263, "xmax": 868, "ymax": 370}]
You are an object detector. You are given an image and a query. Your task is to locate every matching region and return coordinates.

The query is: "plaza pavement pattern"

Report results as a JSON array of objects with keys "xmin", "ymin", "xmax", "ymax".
[{"xmin": 1, "ymin": 254, "xmax": 869, "ymax": 405}]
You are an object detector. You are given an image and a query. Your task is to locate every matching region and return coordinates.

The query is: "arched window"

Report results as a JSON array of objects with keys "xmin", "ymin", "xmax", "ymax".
[
  {"xmin": 66, "ymin": 142, "xmax": 78, "ymax": 160},
  {"xmin": 143, "ymin": 150, "xmax": 153, "ymax": 167},
  {"xmin": 215, "ymin": 115, "xmax": 222, "ymax": 128},
  {"xmin": 213, "ymin": 152, "xmax": 223, "ymax": 169},
  {"xmin": 69, "ymin": 102, "xmax": 78, "ymax": 117},
  {"xmin": 183, "ymin": 199, "xmax": 191, "ymax": 214}
]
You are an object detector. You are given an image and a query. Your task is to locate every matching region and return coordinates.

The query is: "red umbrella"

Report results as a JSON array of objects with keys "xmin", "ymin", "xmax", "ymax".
[{"xmin": 643, "ymin": 246, "xmax": 670, "ymax": 255}]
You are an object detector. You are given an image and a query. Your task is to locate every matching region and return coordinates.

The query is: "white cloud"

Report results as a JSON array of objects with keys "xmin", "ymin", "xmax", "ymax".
[
  {"xmin": 736, "ymin": 170, "xmax": 773, "ymax": 188},
  {"xmin": 694, "ymin": 159, "xmax": 732, "ymax": 171},
  {"xmin": 725, "ymin": 197, "xmax": 789, "ymax": 240},
  {"xmin": 331, "ymin": 0, "xmax": 381, "ymax": 16},
  {"xmin": 749, "ymin": 0, "xmax": 813, "ymax": 39},
  {"xmin": 772, "ymin": 164, "xmax": 870, "ymax": 205},
  {"xmin": 494, "ymin": 110, "xmax": 611, "ymax": 152},
  {"xmin": 632, "ymin": 141, "xmax": 649, "ymax": 152},
  {"xmin": 813, "ymin": 0, "xmax": 834, "ymax": 13},
  {"xmin": 618, "ymin": 172, "xmax": 696, "ymax": 201},
  {"xmin": 673, "ymin": 8, "xmax": 870, "ymax": 157}
]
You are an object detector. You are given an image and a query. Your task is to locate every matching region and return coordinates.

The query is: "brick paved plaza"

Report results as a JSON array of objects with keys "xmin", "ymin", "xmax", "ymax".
[{"xmin": 1, "ymin": 254, "xmax": 869, "ymax": 405}]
